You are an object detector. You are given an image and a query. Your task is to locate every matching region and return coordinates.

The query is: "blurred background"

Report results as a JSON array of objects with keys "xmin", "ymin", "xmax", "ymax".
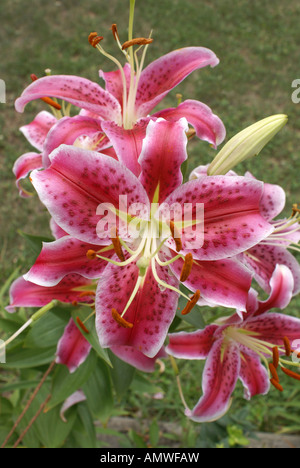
[{"xmin": 1, "ymin": 0, "xmax": 300, "ymax": 447}]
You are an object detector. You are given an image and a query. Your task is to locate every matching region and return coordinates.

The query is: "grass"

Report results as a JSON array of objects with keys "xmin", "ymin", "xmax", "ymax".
[{"xmin": 1, "ymin": 0, "xmax": 300, "ymax": 446}]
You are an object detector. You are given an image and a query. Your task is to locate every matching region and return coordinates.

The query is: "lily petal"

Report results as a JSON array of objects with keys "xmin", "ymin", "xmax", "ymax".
[
  {"xmin": 99, "ymin": 63, "xmax": 131, "ymax": 110},
  {"xmin": 162, "ymin": 175, "xmax": 273, "ymax": 260},
  {"xmin": 6, "ymin": 274, "xmax": 93, "ymax": 312},
  {"xmin": 166, "ymin": 326, "xmax": 218, "ymax": 359},
  {"xmin": 110, "ymin": 345, "xmax": 167, "ymax": 372},
  {"xmin": 245, "ymin": 172, "xmax": 286, "ymax": 221},
  {"xmin": 135, "ymin": 47, "xmax": 219, "ymax": 118},
  {"xmin": 50, "ymin": 218, "xmax": 68, "ymax": 240},
  {"xmin": 30, "ymin": 145, "xmax": 150, "ymax": 245},
  {"xmin": 186, "ymin": 338, "xmax": 240, "ymax": 422},
  {"xmin": 96, "ymin": 261, "xmax": 179, "ymax": 358},
  {"xmin": 170, "ymin": 256, "xmax": 252, "ymax": 311},
  {"xmin": 24, "ymin": 236, "xmax": 113, "ymax": 286},
  {"xmin": 20, "ymin": 110, "xmax": 57, "ymax": 151},
  {"xmin": 42, "ymin": 115, "xmax": 110, "ymax": 168},
  {"xmin": 139, "ymin": 118, "xmax": 188, "ymax": 203},
  {"xmin": 239, "ymin": 244, "xmax": 300, "ymax": 295},
  {"xmin": 56, "ymin": 318, "xmax": 91, "ymax": 373},
  {"xmin": 13, "ymin": 152, "xmax": 43, "ymax": 197},
  {"xmin": 101, "ymin": 118, "xmax": 150, "ymax": 176},
  {"xmin": 15, "ymin": 75, "xmax": 122, "ymax": 124},
  {"xmin": 153, "ymin": 99, "xmax": 226, "ymax": 148},
  {"xmin": 244, "ymin": 312, "xmax": 300, "ymax": 347},
  {"xmin": 239, "ymin": 349, "xmax": 270, "ymax": 400}
]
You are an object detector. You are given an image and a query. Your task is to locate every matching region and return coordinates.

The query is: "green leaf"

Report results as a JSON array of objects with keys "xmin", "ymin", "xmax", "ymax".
[
  {"xmin": 18, "ymin": 230, "xmax": 53, "ymax": 255},
  {"xmin": 82, "ymin": 360, "xmax": 114, "ymax": 422},
  {"xmin": 108, "ymin": 351, "xmax": 135, "ymax": 399},
  {"xmin": 24, "ymin": 308, "xmax": 69, "ymax": 349},
  {"xmin": 149, "ymin": 419, "xmax": 160, "ymax": 447},
  {"xmin": 70, "ymin": 403, "xmax": 97, "ymax": 448},
  {"xmin": 4, "ymin": 345, "xmax": 55, "ymax": 368},
  {"xmin": 47, "ymin": 350, "xmax": 97, "ymax": 411},
  {"xmin": 129, "ymin": 429, "xmax": 147, "ymax": 448},
  {"xmin": 0, "ymin": 379, "xmax": 50, "ymax": 393},
  {"xmin": 71, "ymin": 308, "xmax": 111, "ymax": 367}
]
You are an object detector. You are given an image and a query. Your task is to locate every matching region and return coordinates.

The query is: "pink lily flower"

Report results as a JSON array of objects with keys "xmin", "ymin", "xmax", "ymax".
[
  {"xmin": 166, "ymin": 264, "xmax": 300, "ymax": 422},
  {"xmin": 27, "ymin": 118, "xmax": 273, "ymax": 358},
  {"xmin": 190, "ymin": 165, "xmax": 300, "ymax": 296},
  {"xmin": 15, "ymin": 44, "xmax": 226, "ymax": 178},
  {"xmin": 56, "ymin": 318, "xmax": 92, "ymax": 373}
]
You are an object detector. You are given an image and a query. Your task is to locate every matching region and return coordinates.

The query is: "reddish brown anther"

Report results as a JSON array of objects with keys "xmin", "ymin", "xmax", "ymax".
[
  {"xmin": 111, "ymin": 24, "xmax": 119, "ymax": 41},
  {"xmin": 180, "ymin": 253, "xmax": 194, "ymax": 282},
  {"xmin": 110, "ymin": 226, "xmax": 125, "ymax": 262},
  {"xmin": 283, "ymin": 336, "xmax": 291, "ymax": 357},
  {"xmin": 122, "ymin": 37, "xmax": 153, "ymax": 50},
  {"xmin": 88, "ymin": 32, "xmax": 103, "ymax": 47},
  {"xmin": 270, "ymin": 378, "xmax": 283, "ymax": 392},
  {"xmin": 281, "ymin": 367, "xmax": 300, "ymax": 381},
  {"xmin": 269, "ymin": 362, "xmax": 280, "ymax": 382},
  {"xmin": 272, "ymin": 346, "xmax": 279, "ymax": 368},
  {"xmin": 111, "ymin": 308, "xmax": 133, "ymax": 329},
  {"xmin": 76, "ymin": 317, "xmax": 90, "ymax": 334},
  {"xmin": 86, "ymin": 249, "xmax": 97, "ymax": 260},
  {"xmin": 30, "ymin": 74, "xmax": 62, "ymax": 110},
  {"xmin": 169, "ymin": 221, "xmax": 183, "ymax": 252},
  {"xmin": 181, "ymin": 290, "xmax": 201, "ymax": 315}
]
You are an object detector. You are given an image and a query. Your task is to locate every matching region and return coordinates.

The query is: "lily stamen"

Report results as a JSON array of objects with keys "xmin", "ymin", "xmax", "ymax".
[
  {"xmin": 181, "ymin": 290, "xmax": 201, "ymax": 315},
  {"xmin": 180, "ymin": 253, "xmax": 194, "ymax": 282},
  {"xmin": 273, "ymin": 346, "xmax": 279, "ymax": 368},
  {"xmin": 270, "ymin": 378, "xmax": 283, "ymax": 392},
  {"xmin": 111, "ymin": 308, "xmax": 133, "ymax": 328},
  {"xmin": 281, "ymin": 367, "xmax": 300, "ymax": 381},
  {"xmin": 110, "ymin": 226, "xmax": 125, "ymax": 261},
  {"xmin": 122, "ymin": 37, "xmax": 153, "ymax": 50},
  {"xmin": 76, "ymin": 316, "xmax": 90, "ymax": 334},
  {"xmin": 169, "ymin": 221, "xmax": 183, "ymax": 252},
  {"xmin": 283, "ymin": 336, "xmax": 291, "ymax": 357},
  {"xmin": 269, "ymin": 362, "xmax": 280, "ymax": 382}
]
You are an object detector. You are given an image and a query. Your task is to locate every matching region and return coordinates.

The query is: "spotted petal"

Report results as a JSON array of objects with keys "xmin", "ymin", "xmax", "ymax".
[
  {"xmin": 20, "ymin": 111, "xmax": 57, "ymax": 151},
  {"xmin": 24, "ymin": 236, "xmax": 113, "ymax": 286},
  {"xmin": 56, "ymin": 318, "xmax": 91, "ymax": 373},
  {"xmin": 96, "ymin": 261, "xmax": 179, "ymax": 358},
  {"xmin": 162, "ymin": 175, "xmax": 273, "ymax": 260},
  {"xmin": 13, "ymin": 152, "xmax": 43, "ymax": 197},
  {"xmin": 135, "ymin": 47, "xmax": 219, "ymax": 118},
  {"xmin": 6, "ymin": 274, "xmax": 93, "ymax": 313},
  {"xmin": 110, "ymin": 345, "xmax": 167, "ymax": 372},
  {"xmin": 153, "ymin": 100, "xmax": 226, "ymax": 148},
  {"xmin": 185, "ymin": 338, "xmax": 240, "ymax": 422},
  {"xmin": 99, "ymin": 63, "xmax": 131, "ymax": 110},
  {"xmin": 166, "ymin": 326, "xmax": 218, "ymax": 360},
  {"xmin": 138, "ymin": 118, "xmax": 188, "ymax": 203},
  {"xmin": 239, "ymin": 348, "xmax": 270, "ymax": 400},
  {"xmin": 15, "ymin": 75, "xmax": 122, "ymax": 124},
  {"xmin": 30, "ymin": 145, "xmax": 150, "ymax": 245}
]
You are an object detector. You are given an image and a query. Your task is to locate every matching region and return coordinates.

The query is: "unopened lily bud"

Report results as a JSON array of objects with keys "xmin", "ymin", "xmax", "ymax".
[{"xmin": 207, "ymin": 114, "xmax": 288, "ymax": 176}]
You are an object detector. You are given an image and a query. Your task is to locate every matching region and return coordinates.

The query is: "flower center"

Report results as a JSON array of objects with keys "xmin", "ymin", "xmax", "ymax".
[{"xmin": 259, "ymin": 204, "xmax": 300, "ymax": 253}]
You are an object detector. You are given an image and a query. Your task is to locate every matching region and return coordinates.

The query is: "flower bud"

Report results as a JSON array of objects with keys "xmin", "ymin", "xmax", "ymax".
[{"xmin": 207, "ymin": 114, "xmax": 288, "ymax": 175}]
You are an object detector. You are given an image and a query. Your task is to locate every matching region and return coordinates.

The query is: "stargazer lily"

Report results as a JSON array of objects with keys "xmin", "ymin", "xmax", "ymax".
[
  {"xmin": 166, "ymin": 265, "xmax": 300, "ymax": 422},
  {"xmin": 27, "ymin": 118, "xmax": 273, "ymax": 358},
  {"xmin": 15, "ymin": 11, "xmax": 226, "ymax": 179},
  {"xmin": 190, "ymin": 164, "xmax": 300, "ymax": 296}
]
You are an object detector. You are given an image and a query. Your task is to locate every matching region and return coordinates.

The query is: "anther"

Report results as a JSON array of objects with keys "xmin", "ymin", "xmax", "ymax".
[
  {"xmin": 270, "ymin": 378, "xmax": 283, "ymax": 392},
  {"xmin": 269, "ymin": 363, "xmax": 280, "ymax": 382},
  {"xmin": 86, "ymin": 249, "xmax": 97, "ymax": 260},
  {"xmin": 111, "ymin": 308, "xmax": 133, "ymax": 329},
  {"xmin": 111, "ymin": 24, "xmax": 119, "ymax": 41},
  {"xmin": 76, "ymin": 317, "xmax": 89, "ymax": 334},
  {"xmin": 186, "ymin": 128, "xmax": 196, "ymax": 140},
  {"xmin": 122, "ymin": 37, "xmax": 154, "ymax": 50},
  {"xmin": 169, "ymin": 221, "xmax": 183, "ymax": 252},
  {"xmin": 110, "ymin": 226, "xmax": 125, "ymax": 262},
  {"xmin": 88, "ymin": 32, "xmax": 103, "ymax": 48},
  {"xmin": 272, "ymin": 346, "xmax": 279, "ymax": 368},
  {"xmin": 180, "ymin": 253, "xmax": 193, "ymax": 282},
  {"xmin": 281, "ymin": 367, "xmax": 300, "ymax": 381},
  {"xmin": 181, "ymin": 290, "xmax": 200, "ymax": 315},
  {"xmin": 72, "ymin": 301, "xmax": 78, "ymax": 307},
  {"xmin": 292, "ymin": 203, "xmax": 300, "ymax": 216},
  {"xmin": 78, "ymin": 291, "xmax": 96, "ymax": 298},
  {"xmin": 30, "ymin": 74, "xmax": 62, "ymax": 110},
  {"xmin": 283, "ymin": 336, "xmax": 291, "ymax": 357}
]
